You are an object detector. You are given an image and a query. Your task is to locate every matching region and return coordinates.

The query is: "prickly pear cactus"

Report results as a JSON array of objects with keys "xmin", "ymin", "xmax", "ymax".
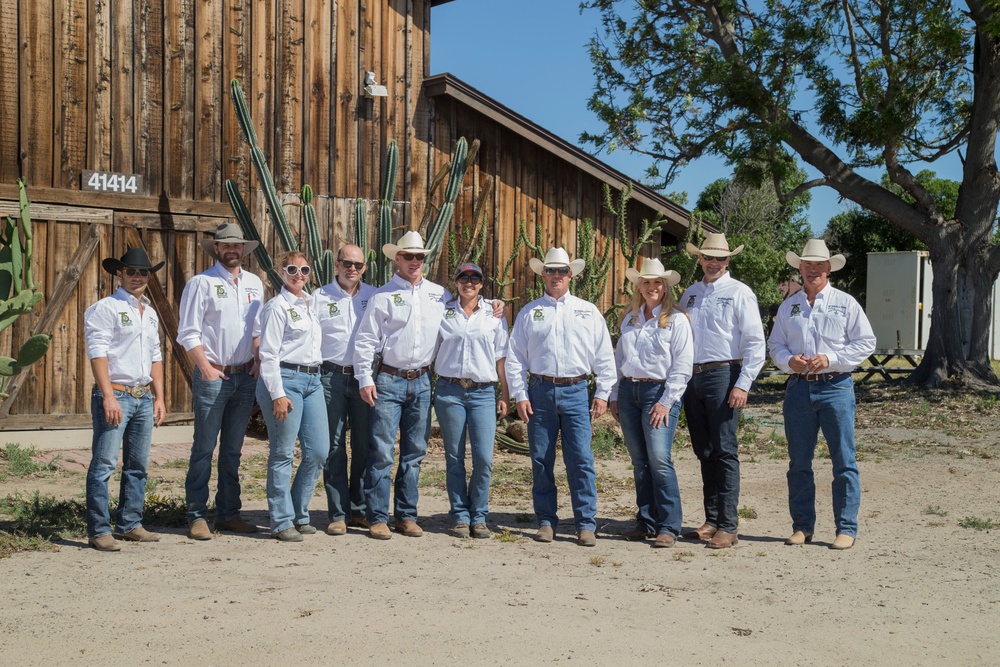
[{"xmin": 0, "ymin": 180, "xmax": 51, "ymax": 398}]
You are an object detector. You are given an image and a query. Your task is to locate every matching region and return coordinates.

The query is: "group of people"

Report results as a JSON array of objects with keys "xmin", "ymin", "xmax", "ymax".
[{"xmin": 84, "ymin": 224, "xmax": 874, "ymax": 554}]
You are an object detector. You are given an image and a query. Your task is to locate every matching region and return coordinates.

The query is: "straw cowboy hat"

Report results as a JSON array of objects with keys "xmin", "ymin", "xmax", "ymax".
[
  {"xmin": 382, "ymin": 230, "xmax": 435, "ymax": 260},
  {"xmin": 529, "ymin": 247, "xmax": 586, "ymax": 277},
  {"xmin": 786, "ymin": 239, "xmax": 846, "ymax": 272},
  {"xmin": 200, "ymin": 222, "xmax": 259, "ymax": 258},
  {"xmin": 625, "ymin": 257, "xmax": 681, "ymax": 287},
  {"xmin": 686, "ymin": 232, "xmax": 744, "ymax": 258},
  {"xmin": 102, "ymin": 247, "xmax": 164, "ymax": 275}
]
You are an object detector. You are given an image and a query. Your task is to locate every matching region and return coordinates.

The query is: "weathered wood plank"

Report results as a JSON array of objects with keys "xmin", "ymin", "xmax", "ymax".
[
  {"xmin": 222, "ymin": 0, "xmax": 251, "ymax": 190},
  {"xmin": 334, "ymin": 0, "xmax": 359, "ymax": 197},
  {"xmin": 90, "ymin": 0, "xmax": 113, "ymax": 172},
  {"xmin": 115, "ymin": 213, "xmax": 227, "ymax": 232},
  {"xmin": 275, "ymin": 0, "xmax": 304, "ymax": 192},
  {"xmin": 135, "ymin": 0, "xmax": 164, "ymax": 195},
  {"xmin": 0, "ymin": 200, "xmax": 113, "ymax": 223},
  {"xmin": 38, "ymin": 221, "xmax": 78, "ymax": 415},
  {"xmin": 163, "ymin": 0, "xmax": 195, "ymax": 199},
  {"xmin": 358, "ymin": 0, "xmax": 382, "ymax": 199},
  {"xmin": 194, "ymin": 0, "xmax": 222, "ymax": 201},
  {"xmin": 19, "ymin": 0, "xmax": 55, "ymax": 188},
  {"xmin": 0, "ymin": 184, "xmax": 236, "ymax": 217},
  {"xmin": 0, "ymin": 0, "xmax": 20, "ymax": 183},
  {"xmin": 251, "ymin": 0, "xmax": 276, "ymax": 194},
  {"xmin": 53, "ymin": 0, "xmax": 89, "ymax": 190},
  {"xmin": 303, "ymin": 0, "xmax": 332, "ymax": 194},
  {"xmin": 110, "ymin": 0, "xmax": 135, "ymax": 173}
]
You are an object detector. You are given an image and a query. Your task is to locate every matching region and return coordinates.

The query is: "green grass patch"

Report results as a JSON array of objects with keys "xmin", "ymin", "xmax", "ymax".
[
  {"xmin": 921, "ymin": 505, "xmax": 948, "ymax": 517},
  {"xmin": 958, "ymin": 516, "xmax": 995, "ymax": 531},
  {"xmin": 0, "ymin": 443, "xmax": 61, "ymax": 477},
  {"xmin": 737, "ymin": 506, "xmax": 758, "ymax": 520}
]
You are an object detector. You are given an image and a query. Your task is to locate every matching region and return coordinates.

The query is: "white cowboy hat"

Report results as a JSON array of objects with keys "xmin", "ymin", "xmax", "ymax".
[
  {"xmin": 686, "ymin": 232, "xmax": 744, "ymax": 258},
  {"xmin": 382, "ymin": 230, "xmax": 435, "ymax": 259},
  {"xmin": 529, "ymin": 247, "xmax": 586, "ymax": 277},
  {"xmin": 625, "ymin": 257, "xmax": 681, "ymax": 287},
  {"xmin": 786, "ymin": 239, "xmax": 846, "ymax": 272},
  {"xmin": 200, "ymin": 223, "xmax": 259, "ymax": 258}
]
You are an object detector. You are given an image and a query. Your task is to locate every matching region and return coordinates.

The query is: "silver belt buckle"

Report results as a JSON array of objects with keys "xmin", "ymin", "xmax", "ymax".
[{"xmin": 128, "ymin": 385, "xmax": 148, "ymax": 398}]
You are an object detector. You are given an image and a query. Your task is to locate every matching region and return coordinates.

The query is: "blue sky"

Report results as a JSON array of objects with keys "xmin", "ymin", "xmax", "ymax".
[{"xmin": 430, "ymin": 1, "xmax": 964, "ymax": 235}]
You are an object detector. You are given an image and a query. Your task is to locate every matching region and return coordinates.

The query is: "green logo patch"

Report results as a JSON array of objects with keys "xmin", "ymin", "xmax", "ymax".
[
  {"xmin": 392, "ymin": 294, "xmax": 406, "ymax": 306},
  {"xmin": 119, "ymin": 312, "xmax": 133, "ymax": 326},
  {"xmin": 445, "ymin": 308, "xmax": 456, "ymax": 319},
  {"xmin": 215, "ymin": 285, "xmax": 227, "ymax": 298},
  {"xmin": 328, "ymin": 303, "xmax": 340, "ymax": 316},
  {"xmin": 288, "ymin": 308, "xmax": 302, "ymax": 322},
  {"xmin": 532, "ymin": 308, "xmax": 544, "ymax": 321},
  {"xmin": 790, "ymin": 304, "xmax": 801, "ymax": 317}
]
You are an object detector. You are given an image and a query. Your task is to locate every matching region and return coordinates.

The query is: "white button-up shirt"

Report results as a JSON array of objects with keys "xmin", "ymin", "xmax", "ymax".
[
  {"xmin": 257, "ymin": 288, "xmax": 322, "ymax": 400},
  {"xmin": 505, "ymin": 291, "xmax": 616, "ymax": 403},
  {"xmin": 434, "ymin": 297, "xmax": 509, "ymax": 383},
  {"xmin": 176, "ymin": 262, "xmax": 263, "ymax": 365},
  {"xmin": 352, "ymin": 274, "xmax": 452, "ymax": 389},
  {"xmin": 680, "ymin": 272, "xmax": 766, "ymax": 392},
  {"xmin": 611, "ymin": 306, "xmax": 693, "ymax": 407},
  {"xmin": 84, "ymin": 287, "xmax": 162, "ymax": 386},
  {"xmin": 769, "ymin": 283, "xmax": 876, "ymax": 373},
  {"xmin": 312, "ymin": 279, "xmax": 376, "ymax": 366}
]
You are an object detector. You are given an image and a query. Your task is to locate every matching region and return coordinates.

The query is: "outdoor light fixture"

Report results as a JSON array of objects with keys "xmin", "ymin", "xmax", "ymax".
[{"xmin": 363, "ymin": 71, "xmax": 388, "ymax": 97}]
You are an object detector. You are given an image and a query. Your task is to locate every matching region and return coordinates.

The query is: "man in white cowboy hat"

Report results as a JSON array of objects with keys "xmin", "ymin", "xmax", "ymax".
[
  {"xmin": 312, "ymin": 243, "xmax": 376, "ymax": 535},
  {"xmin": 177, "ymin": 222, "xmax": 264, "ymax": 540},
  {"xmin": 679, "ymin": 232, "xmax": 766, "ymax": 549},
  {"xmin": 84, "ymin": 248, "xmax": 167, "ymax": 551},
  {"xmin": 505, "ymin": 247, "xmax": 616, "ymax": 547},
  {"xmin": 769, "ymin": 239, "xmax": 875, "ymax": 551}
]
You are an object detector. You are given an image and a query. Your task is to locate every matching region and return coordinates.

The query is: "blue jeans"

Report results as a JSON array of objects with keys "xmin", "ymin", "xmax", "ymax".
[
  {"xmin": 617, "ymin": 379, "xmax": 683, "ymax": 537},
  {"xmin": 783, "ymin": 374, "xmax": 861, "ymax": 537},
  {"xmin": 434, "ymin": 381, "xmax": 496, "ymax": 527},
  {"xmin": 321, "ymin": 370, "xmax": 371, "ymax": 521},
  {"xmin": 365, "ymin": 372, "xmax": 431, "ymax": 525},
  {"xmin": 683, "ymin": 365, "xmax": 741, "ymax": 533},
  {"xmin": 86, "ymin": 388, "xmax": 154, "ymax": 538},
  {"xmin": 527, "ymin": 377, "xmax": 597, "ymax": 532},
  {"xmin": 257, "ymin": 369, "xmax": 330, "ymax": 533},
  {"xmin": 185, "ymin": 366, "xmax": 257, "ymax": 523}
]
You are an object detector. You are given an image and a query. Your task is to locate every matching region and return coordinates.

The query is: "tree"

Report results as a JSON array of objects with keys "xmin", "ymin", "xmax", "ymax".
[{"xmin": 583, "ymin": 0, "xmax": 1000, "ymax": 388}]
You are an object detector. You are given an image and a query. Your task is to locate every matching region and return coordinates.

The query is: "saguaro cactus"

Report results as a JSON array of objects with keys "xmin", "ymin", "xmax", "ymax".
[
  {"xmin": 375, "ymin": 141, "xmax": 399, "ymax": 286},
  {"xmin": 0, "ymin": 181, "xmax": 50, "ymax": 398},
  {"xmin": 302, "ymin": 185, "xmax": 334, "ymax": 287},
  {"xmin": 425, "ymin": 137, "xmax": 471, "ymax": 265}
]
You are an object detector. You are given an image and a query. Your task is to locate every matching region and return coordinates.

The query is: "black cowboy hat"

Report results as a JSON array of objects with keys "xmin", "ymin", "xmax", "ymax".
[{"xmin": 102, "ymin": 248, "xmax": 165, "ymax": 275}]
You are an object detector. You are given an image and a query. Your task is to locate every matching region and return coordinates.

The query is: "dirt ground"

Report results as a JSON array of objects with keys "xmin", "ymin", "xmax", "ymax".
[{"xmin": 1, "ymin": 383, "xmax": 998, "ymax": 666}]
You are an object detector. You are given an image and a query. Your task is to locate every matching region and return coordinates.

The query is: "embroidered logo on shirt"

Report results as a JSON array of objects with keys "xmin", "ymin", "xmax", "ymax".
[
  {"xmin": 790, "ymin": 304, "xmax": 802, "ymax": 317},
  {"xmin": 717, "ymin": 297, "xmax": 733, "ymax": 309},
  {"xmin": 626, "ymin": 315, "xmax": 637, "ymax": 327},
  {"xmin": 828, "ymin": 305, "xmax": 847, "ymax": 317},
  {"xmin": 215, "ymin": 285, "xmax": 227, "ymax": 298},
  {"xmin": 686, "ymin": 295, "xmax": 696, "ymax": 308},
  {"xmin": 532, "ymin": 308, "xmax": 544, "ymax": 321},
  {"xmin": 119, "ymin": 312, "xmax": 133, "ymax": 326},
  {"xmin": 445, "ymin": 308, "xmax": 456, "ymax": 319},
  {"xmin": 392, "ymin": 294, "xmax": 406, "ymax": 306},
  {"xmin": 288, "ymin": 308, "xmax": 302, "ymax": 322},
  {"xmin": 328, "ymin": 303, "xmax": 340, "ymax": 316},
  {"xmin": 574, "ymin": 309, "xmax": 591, "ymax": 318}
]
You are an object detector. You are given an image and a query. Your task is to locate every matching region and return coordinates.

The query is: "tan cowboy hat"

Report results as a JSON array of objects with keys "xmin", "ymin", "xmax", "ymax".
[
  {"xmin": 625, "ymin": 257, "xmax": 681, "ymax": 287},
  {"xmin": 528, "ymin": 247, "xmax": 586, "ymax": 277},
  {"xmin": 686, "ymin": 232, "xmax": 744, "ymax": 258},
  {"xmin": 382, "ymin": 230, "xmax": 435, "ymax": 259},
  {"xmin": 786, "ymin": 239, "xmax": 846, "ymax": 272},
  {"xmin": 200, "ymin": 223, "xmax": 259, "ymax": 258}
]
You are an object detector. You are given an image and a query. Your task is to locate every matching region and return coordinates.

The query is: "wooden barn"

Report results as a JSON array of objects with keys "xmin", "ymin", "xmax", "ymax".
[{"xmin": 0, "ymin": 0, "xmax": 692, "ymax": 428}]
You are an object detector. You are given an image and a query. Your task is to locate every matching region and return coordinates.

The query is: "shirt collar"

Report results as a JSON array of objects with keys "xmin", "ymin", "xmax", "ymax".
[
  {"xmin": 543, "ymin": 290, "xmax": 572, "ymax": 304},
  {"xmin": 391, "ymin": 273, "xmax": 423, "ymax": 290},
  {"xmin": 114, "ymin": 286, "xmax": 150, "ymax": 308},
  {"xmin": 211, "ymin": 261, "xmax": 243, "ymax": 283},
  {"xmin": 278, "ymin": 287, "xmax": 310, "ymax": 306},
  {"xmin": 702, "ymin": 271, "xmax": 732, "ymax": 288}
]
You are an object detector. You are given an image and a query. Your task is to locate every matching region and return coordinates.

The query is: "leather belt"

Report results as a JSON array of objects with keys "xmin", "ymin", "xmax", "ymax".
[
  {"xmin": 793, "ymin": 372, "xmax": 849, "ymax": 382},
  {"xmin": 531, "ymin": 373, "xmax": 588, "ymax": 386},
  {"xmin": 322, "ymin": 362, "xmax": 354, "ymax": 375},
  {"xmin": 210, "ymin": 361, "xmax": 253, "ymax": 374},
  {"xmin": 439, "ymin": 376, "xmax": 494, "ymax": 389},
  {"xmin": 279, "ymin": 361, "xmax": 320, "ymax": 375},
  {"xmin": 692, "ymin": 360, "xmax": 739, "ymax": 374},
  {"xmin": 379, "ymin": 364, "xmax": 430, "ymax": 380},
  {"xmin": 625, "ymin": 377, "xmax": 665, "ymax": 384},
  {"xmin": 108, "ymin": 383, "xmax": 152, "ymax": 398}
]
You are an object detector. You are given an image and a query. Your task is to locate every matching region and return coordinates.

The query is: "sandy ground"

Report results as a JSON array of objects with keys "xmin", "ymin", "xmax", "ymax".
[{"xmin": 1, "ymin": 393, "xmax": 998, "ymax": 666}]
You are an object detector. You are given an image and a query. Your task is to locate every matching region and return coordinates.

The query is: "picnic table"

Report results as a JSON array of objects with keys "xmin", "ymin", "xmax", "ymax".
[{"xmin": 857, "ymin": 348, "xmax": 923, "ymax": 382}]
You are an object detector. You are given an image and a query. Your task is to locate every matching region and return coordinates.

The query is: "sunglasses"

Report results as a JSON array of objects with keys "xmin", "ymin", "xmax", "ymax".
[
  {"xmin": 398, "ymin": 253, "xmax": 426, "ymax": 262},
  {"xmin": 338, "ymin": 260, "xmax": 365, "ymax": 270},
  {"xmin": 284, "ymin": 264, "xmax": 311, "ymax": 276},
  {"xmin": 123, "ymin": 268, "xmax": 150, "ymax": 277},
  {"xmin": 457, "ymin": 274, "xmax": 483, "ymax": 285},
  {"xmin": 544, "ymin": 267, "xmax": 570, "ymax": 276}
]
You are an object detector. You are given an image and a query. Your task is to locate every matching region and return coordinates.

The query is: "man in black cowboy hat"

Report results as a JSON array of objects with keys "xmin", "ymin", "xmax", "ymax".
[
  {"xmin": 177, "ymin": 223, "xmax": 264, "ymax": 540},
  {"xmin": 83, "ymin": 248, "xmax": 167, "ymax": 551}
]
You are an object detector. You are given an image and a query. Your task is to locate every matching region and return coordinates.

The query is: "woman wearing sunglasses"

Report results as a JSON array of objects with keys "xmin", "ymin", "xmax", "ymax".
[
  {"xmin": 255, "ymin": 252, "xmax": 330, "ymax": 542},
  {"xmin": 609, "ymin": 257, "xmax": 693, "ymax": 548},
  {"xmin": 434, "ymin": 263, "xmax": 510, "ymax": 539}
]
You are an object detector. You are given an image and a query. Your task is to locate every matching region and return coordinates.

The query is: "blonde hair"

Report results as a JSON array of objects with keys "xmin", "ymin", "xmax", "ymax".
[
  {"xmin": 628, "ymin": 278, "xmax": 685, "ymax": 328},
  {"xmin": 278, "ymin": 250, "xmax": 307, "ymax": 267}
]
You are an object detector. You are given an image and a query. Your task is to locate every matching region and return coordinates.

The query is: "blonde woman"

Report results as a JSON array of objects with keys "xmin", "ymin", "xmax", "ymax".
[{"xmin": 610, "ymin": 257, "xmax": 693, "ymax": 548}]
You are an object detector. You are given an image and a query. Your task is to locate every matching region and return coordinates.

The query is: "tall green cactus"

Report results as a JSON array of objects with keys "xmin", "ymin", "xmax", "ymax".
[
  {"xmin": 226, "ymin": 179, "xmax": 283, "ymax": 291},
  {"xmin": 302, "ymin": 185, "xmax": 334, "ymax": 287},
  {"xmin": 425, "ymin": 137, "xmax": 471, "ymax": 265},
  {"xmin": 375, "ymin": 141, "xmax": 399, "ymax": 286},
  {"xmin": 0, "ymin": 180, "xmax": 51, "ymax": 398}
]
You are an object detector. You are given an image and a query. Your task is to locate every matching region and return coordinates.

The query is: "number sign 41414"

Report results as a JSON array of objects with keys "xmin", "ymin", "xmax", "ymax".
[{"xmin": 81, "ymin": 170, "xmax": 144, "ymax": 195}]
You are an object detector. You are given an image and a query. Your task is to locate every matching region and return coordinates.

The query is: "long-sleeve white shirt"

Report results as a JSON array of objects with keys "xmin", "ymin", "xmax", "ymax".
[
  {"xmin": 352, "ymin": 274, "xmax": 452, "ymax": 389},
  {"xmin": 505, "ymin": 291, "xmax": 616, "ymax": 403},
  {"xmin": 611, "ymin": 306, "xmax": 693, "ymax": 407},
  {"xmin": 257, "ymin": 288, "xmax": 322, "ymax": 400},
  {"xmin": 176, "ymin": 262, "xmax": 263, "ymax": 365},
  {"xmin": 680, "ymin": 272, "xmax": 766, "ymax": 392},
  {"xmin": 768, "ymin": 283, "xmax": 876, "ymax": 373},
  {"xmin": 84, "ymin": 287, "xmax": 162, "ymax": 386},
  {"xmin": 312, "ymin": 279, "xmax": 376, "ymax": 366},
  {"xmin": 434, "ymin": 297, "xmax": 509, "ymax": 383}
]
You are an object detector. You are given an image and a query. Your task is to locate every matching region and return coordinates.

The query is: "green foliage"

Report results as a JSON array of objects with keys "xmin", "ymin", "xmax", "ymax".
[
  {"xmin": 226, "ymin": 180, "xmax": 283, "ymax": 291},
  {"xmin": 301, "ymin": 185, "xmax": 335, "ymax": 288},
  {"xmin": 591, "ymin": 423, "xmax": 627, "ymax": 459},
  {"xmin": 958, "ymin": 516, "xmax": 996, "ymax": 531},
  {"xmin": 427, "ymin": 138, "xmax": 472, "ymax": 267},
  {"xmin": 374, "ymin": 141, "xmax": 399, "ymax": 287},
  {"xmin": 2, "ymin": 491, "xmax": 86, "ymax": 538},
  {"xmin": 1, "ymin": 443, "xmax": 57, "ymax": 477},
  {"xmin": 574, "ymin": 217, "xmax": 615, "ymax": 308}
]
